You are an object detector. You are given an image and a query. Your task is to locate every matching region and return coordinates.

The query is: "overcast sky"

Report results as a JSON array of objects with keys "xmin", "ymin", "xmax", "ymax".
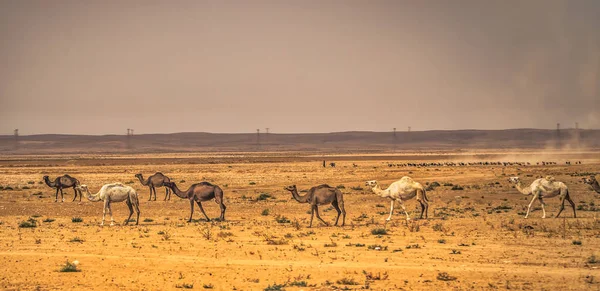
[{"xmin": 1, "ymin": 0, "xmax": 599, "ymax": 135}]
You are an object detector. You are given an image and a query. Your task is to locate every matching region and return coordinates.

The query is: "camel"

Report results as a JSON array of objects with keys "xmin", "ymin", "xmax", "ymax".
[
  {"xmin": 135, "ymin": 172, "xmax": 171, "ymax": 201},
  {"xmin": 164, "ymin": 181, "xmax": 226, "ymax": 222},
  {"xmin": 284, "ymin": 184, "xmax": 346, "ymax": 227},
  {"xmin": 507, "ymin": 176, "xmax": 575, "ymax": 218},
  {"xmin": 583, "ymin": 175, "xmax": 600, "ymax": 194},
  {"xmin": 43, "ymin": 175, "xmax": 82, "ymax": 202},
  {"xmin": 365, "ymin": 177, "xmax": 429, "ymax": 222},
  {"xmin": 77, "ymin": 183, "xmax": 140, "ymax": 226}
]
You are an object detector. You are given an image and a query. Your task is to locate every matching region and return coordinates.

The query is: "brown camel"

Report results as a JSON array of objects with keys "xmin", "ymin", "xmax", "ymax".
[
  {"xmin": 43, "ymin": 175, "xmax": 82, "ymax": 202},
  {"xmin": 284, "ymin": 184, "xmax": 346, "ymax": 227},
  {"xmin": 135, "ymin": 173, "xmax": 171, "ymax": 201},
  {"xmin": 583, "ymin": 175, "xmax": 600, "ymax": 194},
  {"xmin": 164, "ymin": 181, "xmax": 226, "ymax": 222}
]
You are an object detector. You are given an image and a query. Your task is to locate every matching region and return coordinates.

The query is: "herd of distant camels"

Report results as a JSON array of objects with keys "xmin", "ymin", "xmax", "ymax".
[{"xmin": 42, "ymin": 171, "xmax": 600, "ymax": 227}]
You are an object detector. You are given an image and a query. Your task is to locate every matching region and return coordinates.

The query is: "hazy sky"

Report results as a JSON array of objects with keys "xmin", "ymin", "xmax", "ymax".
[{"xmin": 1, "ymin": 0, "xmax": 599, "ymax": 134}]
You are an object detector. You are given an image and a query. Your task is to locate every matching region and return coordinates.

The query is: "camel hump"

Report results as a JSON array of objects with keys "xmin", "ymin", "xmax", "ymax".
[
  {"xmin": 314, "ymin": 184, "xmax": 333, "ymax": 190},
  {"xmin": 545, "ymin": 176, "xmax": 555, "ymax": 182},
  {"xmin": 197, "ymin": 181, "xmax": 214, "ymax": 187}
]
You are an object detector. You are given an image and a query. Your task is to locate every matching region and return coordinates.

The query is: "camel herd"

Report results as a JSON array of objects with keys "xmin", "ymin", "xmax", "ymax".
[{"xmin": 42, "ymin": 172, "xmax": 600, "ymax": 227}]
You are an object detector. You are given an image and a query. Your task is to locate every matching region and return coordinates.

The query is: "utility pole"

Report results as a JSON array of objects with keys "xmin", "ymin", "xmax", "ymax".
[
  {"xmin": 256, "ymin": 129, "xmax": 260, "ymax": 150},
  {"xmin": 265, "ymin": 128, "xmax": 269, "ymax": 146},
  {"xmin": 13, "ymin": 129, "xmax": 19, "ymax": 150},
  {"xmin": 127, "ymin": 128, "xmax": 134, "ymax": 149}
]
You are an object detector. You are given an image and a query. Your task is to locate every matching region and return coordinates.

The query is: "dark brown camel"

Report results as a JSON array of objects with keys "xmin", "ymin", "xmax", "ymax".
[
  {"xmin": 43, "ymin": 175, "xmax": 82, "ymax": 202},
  {"xmin": 284, "ymin": 184, "xmax": 346, "ymax": 227},
  {"xmin": 164, "ymin": 181, "xmax": 226, "ymax": 222},
  {"xmin": 135, "ymin": 173, "xmax": 171, "ymax": 201},
  {"xmin": 583, "ymin": 175, "xmax": 600, "ymax": 194}
]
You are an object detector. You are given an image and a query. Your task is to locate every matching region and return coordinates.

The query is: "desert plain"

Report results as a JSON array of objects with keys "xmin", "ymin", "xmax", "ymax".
[{"xmin": 0, "ymin": 150, "xmax": 599, "ymax": 290}]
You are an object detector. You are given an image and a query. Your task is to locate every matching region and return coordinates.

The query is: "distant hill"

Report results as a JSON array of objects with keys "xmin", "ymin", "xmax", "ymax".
[{"xmin": 0, "ymin": 129, "xmax": 598, "ymax": 154}]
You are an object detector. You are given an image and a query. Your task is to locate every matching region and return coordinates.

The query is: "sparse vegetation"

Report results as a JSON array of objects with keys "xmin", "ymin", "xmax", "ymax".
[
  {"xmin": 371, "ymin": 228, "xmax": 387, "ymax": 235},
  {"xmin": 336, "ymin": 278, "xmax": 360, "ymax": 285},
  {"xmin": 261, "ymin": 209, "xmax": 270, "ymax": 216},
  {"xmin": 19, "ymin": 218, "xmax": 37, "ymax": 228},
  {"xmin": 59, "ymin": 260, "xmax": 80, "ymax": 272},
  {"xmin": 275, "ymin": 215, "xmax": 290, "ymax": 224},
  {"xmin": 69, "ymin": 237, "xmax": 84, "ymax": 243},
  {"xmin": 71, "ymin": 217, "xmax": 83, "ymax": 223},
  {"xmin": 257, "ymin": 193, "xmax": 272, "ymax": 201}
]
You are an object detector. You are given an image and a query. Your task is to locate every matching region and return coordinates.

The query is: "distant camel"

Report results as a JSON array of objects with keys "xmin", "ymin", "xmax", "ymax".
[
  {"xmin": 583, "ymin": 175, "xmax": 600, "ymax": 194},
  {"xmin": 43, "ymin": 175, "xmax": 82, "ymax": 202},
  {"xmin": 135, "ymin": 173, "xmax": 171, "ymax": 201},
  {"xmin": 508, "ymin": 176, "xmax": 575, "ymax": 218},
  {"xmin": 284, "ymin": 184, "xmax": 346, "ymax": 227},
  {"xmin": 164, "ymin": 181, "xmax": 226, "ymax": 222},
  {"xmin": 77, "ymin": 183, "xmax": 140, "ymax": 226},
  {"xmin": 329, "ymin": 162, "xmax": 336, "ymax": 168},
  {"xmin": 365, "ymin": 177, "xmax": 429, "ymax": 221}
]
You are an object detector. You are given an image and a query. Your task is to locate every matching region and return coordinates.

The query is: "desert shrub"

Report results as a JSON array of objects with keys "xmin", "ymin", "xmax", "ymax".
[
  {"xmin": 261, "ymin": 209, "xmax": 270, "ymax": 216},
  {"xmin": 350, "ymin": 186, "xmax": 363, "ymax": 191},
  {"xmin": 203, "ymin": 283, "xmax": 214, "ymax": 289},
  {"xmin": 368, "ymin": 244, "xmax": 388, "ymax": 251},
  {"xmin": 371, "ymin": 228, "xmax": 387, "ymax": 235},
  {"xmin": 289, "ymin": 281, "xmax": 308, "ymax": 287},
  {"xmin": 451, "ymin": 185, "xmax": 464, "ymax": 191},
  {"xmin": 249, "ymin": 181, "xmax": 256, "ymax": 185},
  {"xmin": 264, "ymin": 283, "xmax": 286, "ymax": 291},
  {"xmin": 432, "ymin": 223, "xmax": 444, "ymax": 232},
  {"xmin": 257, "ymin": 193, "xmax": 272, "ymax": 201},
  {"xmin": 443, "ymin": 183, "xmax": 454, "ymax": 186},
  {"xmin": 175, "ymin": 283, "xmax": 194, "ymax": 289},
  {"xmin": 71, "ymin": 217, "xmax": 83, "ymax": 223},
  {"xmin": 19, "ymin": 218, "xmax": 38, "ymax": 228},
  {"xmin": 336, "ymin": 184, "xmax": 345, "ymax": 189},
  {"xmin": 275, "ymin": 215, "xmax": 290, "ymax": 223},
  {"xmin": 573, "ymin": 240, "xmax": 582, "ymax": 245},
  {"xmin": 69, "ymin": 237, "xmax": 84, "ymax": 243},
  {"xmin": 143, "ymin": 218, "xmax": 154, "ymax": 222},
  {"xmin": 336, "ymin": 278, "xmax": 360, "ymax": 285},
  {"xmin": 59, "ymin": 260, "xmax": 80, "ymax": 272},
  {"xmin": 437, "ymin": 272, "xmax": 456, "ymax": 281},
  {"xmin": 438, "ymin": 239, "xmax": 446, "ymax": 244},
  {"xmin": 43, "ymin": 218, "xmax": 55, "ymax": 223},
  {"xmin": 587, "ymin": 254, "xmax": 598, "ymax": 264}
]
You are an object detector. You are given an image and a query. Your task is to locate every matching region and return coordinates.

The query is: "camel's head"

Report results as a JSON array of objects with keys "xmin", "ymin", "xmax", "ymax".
[
  {"xmin": 365, "ymin": 180, "xmax": 378, "ymax": 187},
  {"xmin": 283, "ymin": 185, "xmax": 296, "ymax": 192},
  {"xmin": 507, "ymin": 177, "xmax": 520, "ymax": 184},
  {"xmin": 134, "ymin": 173, "xmax": 143, "ymax": 179},
  {"xmin": 76, "ymin": 184, "xmax": 88, "ymax": 192},
  {"xmin": 42, "ymin": 175, "xmax": 49, "ymax": 181},
  {"xmin": 583, "ymin": 175, "xmax": 597, "ymax": 185}
]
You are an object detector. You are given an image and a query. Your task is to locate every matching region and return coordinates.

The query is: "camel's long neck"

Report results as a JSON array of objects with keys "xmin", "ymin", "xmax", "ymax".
[
  {"xmin": 514, "ymin": 182, "xmax": 532, "ymax": 195},
  {"xmin": 137, "ymin": 175, "xmax": 149, "ymax": 186},
  {"xmin": 291, "ymin": 189, "xmax": 309, "ymax": 203},
  {"xmin": 591, "ymin": 181, "xmax": 600, "ymax": 194},
  {"xmin": 169, "ymin": 184, "xmax": 189, "ymax": 199},
  {"xmin": 85, "ymin": 188, "xmax": 102, "ymax": 202},
  {"xmin": 44, "ymin": 178, "xmax": 56, "ymax": 188},
  {"xmin": 371, "ymin": 185, "xmax": 389, "ymax": 198}
]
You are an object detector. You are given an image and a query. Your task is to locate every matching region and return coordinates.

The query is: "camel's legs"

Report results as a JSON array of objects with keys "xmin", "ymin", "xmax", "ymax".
[
  {"xmin": 332, "ymin": 201, "xmax": 341, "ymax": 226},
  {"xmin": 386, "ymin": 200, "xmax": 395, "ymax": 221},
  {"xmin": 313, "ymin": 205, "xmax": 328, "ymax": 226},
  {"xmin": 54, "ymin": 188, "xmax": 60, "ymax": 202},
  {"xmin": 101, "ymin": 199, "xmax": 109, "ymax": 226},
  {"xmin": 218, "ymin": 202, "xmax": 226, "ymax": 221},
  {"xmin": 164, "ymin": 187, "xmax": 170, "ymax": 201},
  {"xmin": 195, "ymin": 201, "xmax": 210, "ymax": 222},
  {"xmin": 309, "ymin": 205, "xmax": 316, "ymax": 228},
  {"xmin": 417, "ymin": 200, "xmax": 425, "ymax": 219},
  {"xmin": 556, "ymin": 195, "xmax": 566, "ymax": 218},
  {"xmin": 147, "ymin": 186, "xmax": 153, "ymax": 201},
  {"xmin": 524, "ymin": 194, "xmax": 539, "ymax": 218},
  {"xmin": 59, "ymin": 188, "xmax": 65, "ymax": 202},
  {"xmin": 152, "ymin": 186, "xmax": 157, "ymax": 201},
  {"xmin": 188, "ymin": 200, "xmax": 195, "ymax": 222},
  {"xmin": 539, "ymin": 196, "xmax": 547, "ymax": 219},
  {"xmin": 107, "ymin": 202, "xmax": 115, "ymax": 226},
  {"xmin": 71, "ymin": 188, "xmax": 77, "ymax": 202},
  {"xmin": 125, "ymin": 198, "xmax": 134, "ymax": 225},
  {"xmin": 133, "ymin": 196, "xmax": 140, "ymax": 225},
  {"xmin": 397, "ymin": 200, "xmax": 410, "ymax": 221}
]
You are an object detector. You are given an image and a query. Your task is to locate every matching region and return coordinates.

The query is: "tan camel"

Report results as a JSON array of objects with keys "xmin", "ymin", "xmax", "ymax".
[
  {"xmin": 77, "ymin": 183, "xmax": 140, "ymax": 226},
  {"xmin": 135, "ymin": 172, "xmax": 171, "ymax": 201},
  {"xmin": 507, "ymin": 176, "xmax": 575, "ymax": 218},
  {"xmin": 164, "ymin": 181, "xmax": 226, "ymax": 222},
  {"xmin": 365, "ymin": 177, "xmax": 429, "ymax": 221},
  {"xmin": 583, "ymin": 175, "xmax": 600, "ymax": 194},
  {"xmin": 284, "ymin": 184, "xmax": 346, "ymax": 227}
]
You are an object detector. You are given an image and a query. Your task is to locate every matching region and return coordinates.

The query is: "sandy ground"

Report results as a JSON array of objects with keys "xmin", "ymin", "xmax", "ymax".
[{"xmin": 0, "ymin": 152, "xmax": 599, "ymax": 290}]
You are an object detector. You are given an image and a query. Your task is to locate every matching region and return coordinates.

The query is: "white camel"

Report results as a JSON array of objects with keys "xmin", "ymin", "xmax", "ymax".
[
  {"xmin": 77, "ymin": 183, "xmax": 140, "ymax": 226},
  {"xmin": 365, "ymin": 176, "xmax": 429, "ymax": 222},
  {"xmin": 507, "ymin": 176, "xmax": 575, "ymax": 219}
]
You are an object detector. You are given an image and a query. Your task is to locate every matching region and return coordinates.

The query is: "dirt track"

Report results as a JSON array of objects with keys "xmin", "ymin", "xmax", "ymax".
[{"xmin": 0, "ymin": 152, "xmax": 599, "ymax": 290}]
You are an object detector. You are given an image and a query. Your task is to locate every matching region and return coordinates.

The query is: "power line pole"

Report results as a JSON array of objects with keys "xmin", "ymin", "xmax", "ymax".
[
  {"xmin": 127, "ymin": 128, "xmax": 134, "ymax": 149},
  {"xmin": 256, "ymin": 129, "xmax": 260, "ymax": 150}
]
